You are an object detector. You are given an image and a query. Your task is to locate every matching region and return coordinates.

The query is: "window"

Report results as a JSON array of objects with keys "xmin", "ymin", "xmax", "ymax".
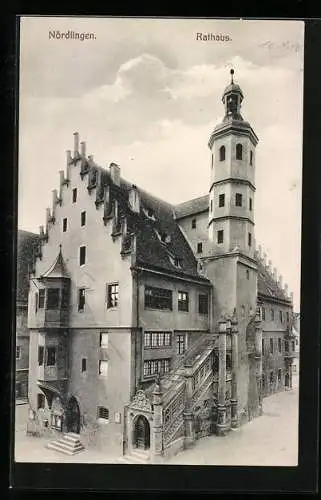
[
  {"xmin": 217, "ymin": 230, "xmax": 224, "ymax": 244},
  {"xmin": 63, "ymin": 218, "xmax": 68, "ymax": 232},
  {"xmin": 270, "ymin": 338, "xmax": 274, "ymax": 354},
  {"xmin": 72, "ymin": 188, "xmax": 77, "ymax": 203},
  {"xmin": 262, "ymin": 374, "xmax": 265, "ymax": 390},
  {"xmin": 271, "ymin": 308, "xmax": 275, "ymax": 321},
  {"xmin": 286, "ymin": 311, "xmax": 290, "ymax": 323},
  {"xmin": 197, "ymin": 242, "xmax": 203, "ymax": 254},
  {"xmin": 107, "ymin": 283, "xmax": 119, "ymax": 308},
  {"xmin": 198, "ymin": 294, "xmax": 208, "ymax": 315},
  {"xmin": 270, "ymin": 371, "xmax": 274, "ymax": 384},
  {"xmin": 279, "ymin": 310, "xmax": 283, "ymax": 323},
  {"xmin": 100, "ymin": 332, "xmax": 109, "ymax": 347},
  {"xmin": 246, "ymin": 270, "xmax": 249, "ymax": 280},
  {"xmin": 99, "ymin": 360, "xmax": 108, "ymax": 377},
  {"xmin": 46, "ymin": 347, "xmax": 56, "ymax": 366},
  {"xmin": 79, "ymin": 245, "xmax": 86, "ymax": 266},
  {"xmin": 177, "ymin": 334, "xmax": 186, "ymax": 355},
  {"xmin": 292, "ymin": 340, "xmax": 295, "ymax": 351},
  {"xmin": 143, "ymin": 358, "xmax": 170, "ymax": 377},
  {"xmin": 235, "ymin": 193, "xmax": 242, "ymax": 207},
  {"xmin": 250, "ymin": 150, "xmax": 253, "ymax": 166},
  {"xmin": 38, "ymin": 346, "xmax": 44, "ymax": 365},
  {"xmin": 144, "ymin": 286, "xmax": 172, "ymax": 310},
  {"xmin": 81, "ymin": 211, "xmax": 86, "ymax": 226},
  {"xmin": 248, "ymin": 233, "xmax": 252, "ymax": 247},
  {"xmin": 61, "ymin": 288, "xmax": 69, "ymax": 309},
  {"xmin": 38, "ymin": 289, "xmax": 45, "ymax": 309},
  {"xmin": 210, "ymin": 200, "xmax": 213, "ymax": 212},
  {"xmin": 37, "ymin": 393, "xmax": 45, "ymax": 409},
  {"xmin": 78, "ymin": 288, "xmax": 85, "ymax": 312},
  {"xmin": 47, "ymin": 288, "xmax": 60, "ymax": 310},
  {"xmin": 226, "ymin": 354, "xmax": 232, "ymax": 371},
  {"xmin": 211, "ymin": 153, "xmax": 214, "ymax": 169},
  {"xmin": 219, "ymin": 145, "xmax": 225, "ymax": 161},
  {"xmin": 16, "ymin": 346, "xmax": 21, "ymax": 360},
  {"xmin": 97, "ymin": 407, "xmax": 109, "ymax": 421},
  {"xmin": 262, "ymin": 307, "xmax": 265, "ymax": 321},
  {"xmin": 285, "ymin": 340, "xmax": 289, "ymax": 352},
  {"xmin": 278, "ymin": 369, "xmax": 282, "ymax": 382},
  {"xmin": 192, "ymin": 218, "xmax": 196, "ymax": 229},
  {"xmin": 278, "ymin": 338, "xmax": 282, "ymax": 353},
  {"xmin": 219, "ymin": 193, "xmax": 225, "ymax": 207},
  {"xmin": 236, "ymin": 143, "xmax": 243, "ymax": 160},
  {"xmin": 144, "ymin": 332, "xmax": 172, "ymax": 348},
  {"xmin": 262, "ymin": 339, "xmax": 265, "ymax": 355},
  {"xmin": 81, "ymin": 358, "xmax": 87, "ymax": 372},
  {"xmin": 249, "ymin": 198, "xmax": 253, "ymax": 211},
  {"xmin": 178, "ymin": 291, "xmax": 189, "ymax": 312}
]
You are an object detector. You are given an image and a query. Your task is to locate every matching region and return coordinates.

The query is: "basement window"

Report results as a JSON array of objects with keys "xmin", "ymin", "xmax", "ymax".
[{"xmin": 97, "ymin": 406, "xmax": 109, "ymax": 421}]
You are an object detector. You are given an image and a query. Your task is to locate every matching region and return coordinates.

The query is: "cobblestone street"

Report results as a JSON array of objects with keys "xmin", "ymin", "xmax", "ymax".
[{"xmin": 14, "ymin": 373, "xmax": 298, "ymax": 466}]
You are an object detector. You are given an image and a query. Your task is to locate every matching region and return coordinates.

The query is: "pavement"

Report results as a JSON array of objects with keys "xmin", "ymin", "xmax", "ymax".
[{"xmin": 14, "ymin": 374, "xmax": 299, "ymax": 466}]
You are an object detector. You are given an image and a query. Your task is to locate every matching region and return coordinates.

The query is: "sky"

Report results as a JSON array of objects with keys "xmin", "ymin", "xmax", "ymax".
[{"xmin": 19, "ymin": 17, "xmax": 304, "ymax": 311}]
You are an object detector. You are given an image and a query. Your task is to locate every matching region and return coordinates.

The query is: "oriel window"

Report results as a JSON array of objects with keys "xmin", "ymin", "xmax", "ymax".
[{"xmin": 47, "ymin": 288, "xmax": 60, "ymax": 310}]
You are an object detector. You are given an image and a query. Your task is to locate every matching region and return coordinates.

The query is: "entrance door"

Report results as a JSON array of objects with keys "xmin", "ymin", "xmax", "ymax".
[
  {"xmin": 66, "ymin": 396, "xmax": 80, "ymax": 434},
  {"xmin": 285, "ymin": 373, "xmax": 290, "ymax": 388},
  {"xmin": 134, "ymin": 415, "xmax": 150, "ymax": 450}
]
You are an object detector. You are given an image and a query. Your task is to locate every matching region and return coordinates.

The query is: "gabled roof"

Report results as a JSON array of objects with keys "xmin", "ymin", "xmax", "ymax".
[
  {"xmin": 40, "ymin": 247, "xmax": 69, "ymax": 279},
  {"xmin": 174, "ymin": 195, "xmax": 208, "ymax": 220},
  {"xmin": 257, "ymin": 260, "xmax": 290, "ymax": 303},
  {"xmin": 17, "ymin": 230, "xmax": 39, "ymax": 303}
]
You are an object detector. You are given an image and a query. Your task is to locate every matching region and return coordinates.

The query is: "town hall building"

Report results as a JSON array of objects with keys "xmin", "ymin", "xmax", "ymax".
[{"xmin": 23, "ymin": 70, "xmax": 296, "ymax": 462}]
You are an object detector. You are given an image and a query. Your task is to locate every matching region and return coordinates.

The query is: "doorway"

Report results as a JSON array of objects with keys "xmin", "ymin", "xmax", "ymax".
[
  {"xmin": 134, "ymin": 415, "xmax": 150, "ymax": 450},
  {"xmin": 65, "ymin": 396, "xmax": 80, "ymax": 434}
]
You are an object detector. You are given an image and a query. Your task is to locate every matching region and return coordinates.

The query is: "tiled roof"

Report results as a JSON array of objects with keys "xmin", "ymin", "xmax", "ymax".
[
  {"xmin": 17, "ymin": 230, "xmax": 39, "ymax": 303},
  {"xmin": 41, "ymin": 248, "xmax": 69, "ymax": 279},
  {"xmin": 257, "ymin": 260, "xmax": 290, "ymax": 303},
  {"xmin": 174, "ymin": 195, "xmax": 208, "ymax": 219}
]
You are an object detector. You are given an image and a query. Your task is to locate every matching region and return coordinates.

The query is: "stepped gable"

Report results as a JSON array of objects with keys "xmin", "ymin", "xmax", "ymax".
[
  {"xmin": 256, "ymin": 259, "xmax": 290, "ymax": 303},
  {"xmin": 17, "ymin": 230, "xmax": 39, "ymax": 304},
  {"xmin": 174, "ymin": 194, "xmax": 208, "ymax": 220}
]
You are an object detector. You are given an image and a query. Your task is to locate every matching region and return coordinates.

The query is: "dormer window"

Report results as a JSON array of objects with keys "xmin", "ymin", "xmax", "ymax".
[{"xmin": 143, "ymin": 207, "xmax": 156, "ymax": 221}]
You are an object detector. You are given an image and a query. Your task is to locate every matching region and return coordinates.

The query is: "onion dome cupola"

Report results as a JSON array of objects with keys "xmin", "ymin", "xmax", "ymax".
[{"xmin": 222, "ymin": 69, "xmax": 244, "ymax": 121}]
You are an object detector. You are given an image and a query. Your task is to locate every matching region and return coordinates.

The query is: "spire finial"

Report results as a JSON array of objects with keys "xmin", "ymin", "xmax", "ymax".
[{"xmin": 230, "ymin": 68, "xmax": 234, "ymax": 83}]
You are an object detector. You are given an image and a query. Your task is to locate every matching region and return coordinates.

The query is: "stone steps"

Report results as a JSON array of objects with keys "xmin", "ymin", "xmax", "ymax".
[
  {"xmin": 117, "ymin": 450, "xmax": 150, "ymax": 464},
  {"xmin": 46, "ymin": 433, "xmax": 85, "ymax": 456}
]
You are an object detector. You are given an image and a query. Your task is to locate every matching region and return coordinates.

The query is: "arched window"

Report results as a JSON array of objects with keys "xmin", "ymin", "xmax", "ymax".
[
  {"xmin": 250, "ymin": 150, "xmax": 253, "ymax": 165},
  {"xmin": 219, "ymin": 145, "xmax": 225, "ymax": 161},
  {"xmin": 236, "ymin": 143, "xmax": 243, "ymax": 160}
]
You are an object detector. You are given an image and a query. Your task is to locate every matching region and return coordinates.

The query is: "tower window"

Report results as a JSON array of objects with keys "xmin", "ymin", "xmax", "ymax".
[
  {"xmin": 246, "ymin": 270, "xmax": 249, "ymax": 280},
  {"xmin": 270, "ymin": 338, "xmax": 274, "ymax": 353},
  {"xmin": 210, "ymin": 200, "xmax": 213, "ymax": 212},
  {"xmin": 72, "ymin": 188, "xmax": 77, "ymax": 203},
  {"xmin": 217, "ymin": 230, "xmax": 224, "ymax": 244},
  {"xmin": 63, "ymin": 218, "xmax": 68, "ymax": 232},
  {"xmin": 192, "ymin": 218, "xmax": 196, "ymax": 229},
  {"xmin": 250, "ymin": 151, "xmax": 253, "ymax": 166},
  {"xmin": 248, "ymin": 233, "xmax": 252, "ymax": 247},
  {"xmin": 81, "ymin": 211, "xmax": 86, "ymax": 226},
  {"xmin": 219, "ymin": 194, "xmax": 225, "ymax": 207},
  {"xmin": 235, "ymin": 193, "xmax": 242, "ymax": 207},
  {"xmin": 236, "ymin": 143, "xmax": 243, "ymax": 160},
  {"xmin": 197, "ymin": 242, "xmax": 203, "ymax": 254},
  {"xmin": 107, "ymin": 283, "xmax": 119, "ymax": 308},
  {"xmin": 219, "ymin": 145, "xmax": 225, "ymax": 162},
  {"xmin": 81, "ymin": 358, "xmax": 87, "ymax": 372},
  {"xmin": 211, "ymin": 153, "xmax": 214, "ymax": 169},
  {"xmin": 79, "ymin": 245, "xmax": 86, "ymax": 265},
  {"xmin": 271, "ymin": 308, "xmax": 275, "ymax": 321},
  {"xmin": 78, "ymin": 288, "xmax": 85, "ymax": 312},
  {"xmin": 249, "ymin": 198, "xmax": 253, "ymax": 211}
]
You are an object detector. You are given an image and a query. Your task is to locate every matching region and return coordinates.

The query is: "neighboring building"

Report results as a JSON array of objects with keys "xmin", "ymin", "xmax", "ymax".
[
  {"xmin": 292, "ymin": 312, "xmax": 300, "ymax": 374},
  {"xmin": 16, "ymin": 230, "xmax": 39, "ymax": 399},
  {"xmin": 25, "ymin": 70, "xmax": 296, "ymax": 462}
]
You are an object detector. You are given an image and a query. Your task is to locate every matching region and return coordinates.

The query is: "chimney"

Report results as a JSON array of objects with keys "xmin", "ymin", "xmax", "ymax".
[
  {"xmin": 59, "ymin": 170, "xmax": 65, "ymax": 200},
  {"xmin": 80, "ymin": 141, "xmax": 86, "ymax": 157},
  {"xmin": 284, "ymin": 283, "xmax": 289, "ymax": 296},
  {"xmin": 66, "ymin": 150, "xmax": 72, "ymax": 164},
  {"xmin": 129, "ymin": 184, "xmax": 140, "ymax": 213},
  {"xmin": 66, "ymin": 150, "xmax": 72, "ymax": 181},
  {"xmin": 73, "ymin": 132, "xmax": 79, "ymax": 157},
  {"xmin": 110, "ymin": 162, "xmax": 120, "ymax": 186}
]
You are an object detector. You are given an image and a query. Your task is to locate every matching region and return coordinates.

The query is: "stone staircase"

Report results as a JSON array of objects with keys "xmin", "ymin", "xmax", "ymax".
[
  {"xmin": 46, "ymin": 432, "xmax": 85, "ymax": 456},
  {"xmin": 117, "ymin": 449, "xmax": 150, "ymax": 464}
]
